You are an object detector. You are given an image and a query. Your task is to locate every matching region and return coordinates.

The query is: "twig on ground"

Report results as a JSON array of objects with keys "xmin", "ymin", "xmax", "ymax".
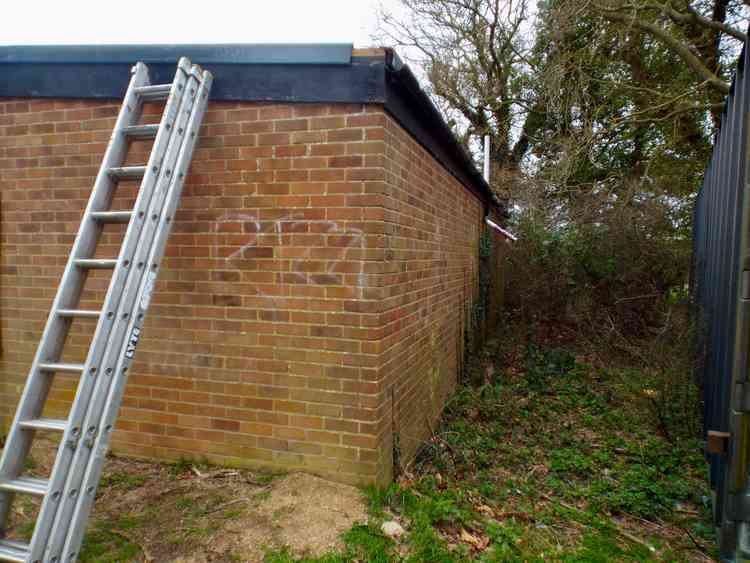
[
  {"xmin": 244, "ymin": 477, "xmax": 272, "ymax": 487},
  {"xmin": 630, "ymin": 514, "xmax": 667, "ymax": 530},
  {"xmin": 541, "ymin": 493, "xmax": 579, "ymax": 512},
  {"xmin": 206, "ymin": 469, "xmax": 241, "ymax": 479},
  {"xmin": 616, "ymin": 528, "xmax": 657, "ymax": 553},
  {"xmin": 155, "ymin": 484, "xmax": 192, "ymax": 498},
  {"xmin": 674, "ymin": 507, "xmax": 700, "ymax": 516},
  {"xmin": 614, "ymin": 293, "xmax": 660, "ymax": 304},
  {"xmin": 676, "ymin": 521, "xmax": 711, "ymax": 556},
  {"xmin": 206, "ymin": 497, "xmax": 249, "ymax": 515},
  {"xmin": 494, "ymin": 510, "xmax": 533, "ymax": 521}
]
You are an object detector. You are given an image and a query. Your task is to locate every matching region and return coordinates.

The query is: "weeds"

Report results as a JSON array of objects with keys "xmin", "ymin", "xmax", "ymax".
[
  {"xmin": 79, "ymin": 525, "xmax": 143, "ymax": 562},
  {"xmin": 304, "ymin": 334, "xmax": 713, "ymax": 563},
  {"xmin": 98, "ymin": 470, "xmax": 147, "ymax": 490},
  {"xmin": 523, "ymin": 344, "xmax": 576, "ymax": 390},
  {"xmin": 262, "ymin": 336, "xmax": 710, "ymax": 562}
]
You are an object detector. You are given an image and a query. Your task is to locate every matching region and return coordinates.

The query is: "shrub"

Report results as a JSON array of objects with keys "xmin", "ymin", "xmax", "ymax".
[{"xmin": 504, "ymin": 189, "xmax": 691, "ymax": 341}]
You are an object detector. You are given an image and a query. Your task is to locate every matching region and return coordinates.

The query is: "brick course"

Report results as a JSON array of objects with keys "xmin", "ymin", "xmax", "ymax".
[{"xmin": 0, "ymin": 97, "xmax": 505, "ymax": 485}]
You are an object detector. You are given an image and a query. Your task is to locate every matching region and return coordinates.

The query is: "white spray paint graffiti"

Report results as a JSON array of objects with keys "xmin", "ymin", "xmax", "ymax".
[{"xmin": 210, "ymin": 210, "xmax": 368, "ymax": 305}]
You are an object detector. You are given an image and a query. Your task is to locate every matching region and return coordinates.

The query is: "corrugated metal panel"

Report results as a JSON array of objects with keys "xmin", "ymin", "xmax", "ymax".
[{"xmin": 693, "ymin": 35, "xmax": 750, "ymax": 561}]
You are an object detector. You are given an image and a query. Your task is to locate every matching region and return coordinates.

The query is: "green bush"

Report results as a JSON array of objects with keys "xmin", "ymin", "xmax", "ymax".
[{"xmin": 504, "ymin": 198, "xmax": 691, "ymax": 339}]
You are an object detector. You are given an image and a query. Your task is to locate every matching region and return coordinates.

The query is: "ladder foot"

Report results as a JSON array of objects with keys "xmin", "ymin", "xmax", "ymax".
[{"xmin": 0, "ymin": 539, "xmax": 30, "ymax": 563}]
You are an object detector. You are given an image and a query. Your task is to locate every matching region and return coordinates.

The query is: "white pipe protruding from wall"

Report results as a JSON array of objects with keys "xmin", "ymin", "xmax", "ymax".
[
  {"xmin": 485, "ymin": 217, "xmax": 518, "ymax": 242},
  {"xmin": 482, "ymin": 135, "xmax": 518, "ymax": 242},
  {"xmin": 483, "ymin": 135, "xmax": 491, "ymax": 183}
]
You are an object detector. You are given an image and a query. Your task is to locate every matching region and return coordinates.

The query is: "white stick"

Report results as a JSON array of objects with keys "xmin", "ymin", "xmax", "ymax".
[
  {"xmin": 483, "ymin": 135, "xmax": 491, "ymax": 183},
  {"xmin": 485, "ymin": 217, "xmax": 518, "ymax": 242}
]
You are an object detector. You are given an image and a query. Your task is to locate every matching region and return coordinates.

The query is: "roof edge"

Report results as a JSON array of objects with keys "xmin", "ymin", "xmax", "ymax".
[
  {"xmin": 0, "ymin": 43, "xmax": 499, "ymax": 212},
  {"xmin": 382, "ymin": 48, "xmax": 500, "ymax": 211},
  {"xmin": 0, "ymin": 44, "xmax": 354, "ymax": 65}
]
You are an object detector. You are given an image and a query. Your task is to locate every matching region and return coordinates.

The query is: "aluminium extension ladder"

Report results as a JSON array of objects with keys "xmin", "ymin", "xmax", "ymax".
[{"xmin": 0, "ymin": 57, "xmax": 212, "ymax": 563}]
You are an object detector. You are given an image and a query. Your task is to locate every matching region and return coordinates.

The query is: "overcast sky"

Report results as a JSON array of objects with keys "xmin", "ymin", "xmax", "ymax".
[{"xmin": 2, "ymin": 0, "xmax": 399, "ymax": 46}]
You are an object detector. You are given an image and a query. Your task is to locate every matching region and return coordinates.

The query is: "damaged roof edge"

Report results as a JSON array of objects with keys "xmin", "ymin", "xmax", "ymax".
[{"xmin": 0, "ymin": 43, "xmax": 498, "ymax": 211}]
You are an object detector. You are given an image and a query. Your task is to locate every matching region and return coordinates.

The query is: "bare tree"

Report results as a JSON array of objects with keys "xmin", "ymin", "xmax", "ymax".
[
  {"xmin": 379, "ymin": 0, "xmax": 748, "ymax": 210},
  {"xmin": 378, "ymin": 0, "xmax": 542, "ymax": 192}
]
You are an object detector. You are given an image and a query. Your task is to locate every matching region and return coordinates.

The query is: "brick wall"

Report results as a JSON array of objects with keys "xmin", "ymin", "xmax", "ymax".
[
  {"xmin": 375, "ymin": 114, "xmax": 485, "ymax": 480},
  {"xmin": 0, "ymin": 97, "xmax": 504, "ymax": 485}
]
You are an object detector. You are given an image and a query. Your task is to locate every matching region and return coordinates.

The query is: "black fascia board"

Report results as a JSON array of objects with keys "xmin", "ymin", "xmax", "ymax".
[
  {"xmin": 0, "ymin": 61, "xmax": 386, "ymax": 103},
  {"xmin": 0, "ymin": 44, "xmax": 382, "ymax": 102},
  {"xmin": 0, "ymin": 44, "xmax": 386, "ymax": 103}
]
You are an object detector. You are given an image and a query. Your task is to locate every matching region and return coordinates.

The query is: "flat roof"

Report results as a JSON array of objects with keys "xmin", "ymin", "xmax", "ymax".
[{"xmin": 0, "ymin": 44, "xmax": 498, "ymax": 209}]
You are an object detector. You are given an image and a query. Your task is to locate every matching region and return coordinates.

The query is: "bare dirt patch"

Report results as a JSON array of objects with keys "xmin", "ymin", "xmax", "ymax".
[
  {"xmin": 2, "ymin": 438, "xmax": 368, "ymax": 562},
  {"xmin": 222, "ymin": 473, "xmax": 368, "ymax": 561}
]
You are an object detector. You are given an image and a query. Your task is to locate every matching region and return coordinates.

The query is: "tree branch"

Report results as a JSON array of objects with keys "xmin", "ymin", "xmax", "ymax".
[
  {"xmin": 595, "ymin": 6, "xmax": 731, "ymax": 94},
  {"xmin": 660, "ymin": 2, "xmax": 747, "ymax": 42}
]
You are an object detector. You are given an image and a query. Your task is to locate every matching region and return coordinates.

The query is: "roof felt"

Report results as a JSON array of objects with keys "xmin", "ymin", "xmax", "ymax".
[
  {"xmin": 0, "ymin": 44, "xmax": 354, "ymax": 65},
  {"xmin": 0, "ymin": 44, "xmax": 497, "ymax": 209}
]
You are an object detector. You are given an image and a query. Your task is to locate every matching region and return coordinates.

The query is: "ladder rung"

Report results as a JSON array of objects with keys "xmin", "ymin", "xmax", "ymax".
[
  {"xmin": 134, "ymin": 84, "xmax": 171, "ymax": 101},
  {"xmin": 38, "ymin": 362, "xmax": 85, "ymax": 373},
  {"xmin": 108, "ymin": 166, "xmax": 146, "ymax": 181},
  {"xmin": 122, "ymin": 124, "xmax": 159, "ymax": 139},
  {"xmin": 0, "ymin": 476, "xmax": 48, "ymax": 496},
  {"xmin": 91, "ymin": 210, "xmax": 133, "ymax": 224},
  {"xmin": 75, "ymin": 258, "xmax": 117, "ymax": 269},
  {"xmin": 0, "ymin": 539, "xmax": 29, "ymax": 563},
  {"xmin": 19, "ymin": 417, "xmax": 68, "ymax": 432},
  {"xmin": 0, "ymin": 60, "xmax": 213, "ymax": 563},
  {"xmin": 57, "ymin": 308, "xmax": 101, "ymax": 319}
]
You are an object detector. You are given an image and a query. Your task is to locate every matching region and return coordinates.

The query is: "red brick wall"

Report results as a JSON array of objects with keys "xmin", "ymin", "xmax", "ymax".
[
  {"xmin": 374, "ymin": 114, "xmax": 484, "ymax": 480},
  {"xmin": 0, "ymin": 97, "xmax": 503, "ymax": 485}
]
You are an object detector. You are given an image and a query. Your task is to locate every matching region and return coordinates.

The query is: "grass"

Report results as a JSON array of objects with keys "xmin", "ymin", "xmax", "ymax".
[
  {"xmin": 78, "ymin": 509, "xmax": 158, "ymax": 561},
  {"xmin": 2, "ymin": 329, "xmax": 712, "ymax": 562},
  {"xmin": 264, "ymin": 337, "xmax": 713, "ymax": 562},
  {"xmin": 78, "ymin": 476, "xmax": 253, "ymax": 559},
  {"xmin": 98, "ymin": 470, "xmax": 147, "ymax": 490},
  {"xmin": 79, "ymin": 526, "xmax": 143, "ymax": 562}
]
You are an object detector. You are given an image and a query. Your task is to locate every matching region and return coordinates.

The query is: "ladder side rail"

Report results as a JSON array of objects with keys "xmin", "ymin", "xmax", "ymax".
[
  {"xmin": 60, "ymin": 70, "xmax": 213, "ymax": 563},
  {"xmin": 42, "ymin": 66, "xmax": 204, "ymax": 562},
  {"xmin": 26, "ymin": 59, "xmax": 194, "ymax": 562},
  {"xmin": 0, "ymin": 63, "xmax": 151, "ymax": 534}
]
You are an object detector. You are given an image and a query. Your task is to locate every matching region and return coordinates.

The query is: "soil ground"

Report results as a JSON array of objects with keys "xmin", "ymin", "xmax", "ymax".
[{"xmin": 2, "ymin": 441, "xmax": 367, "ymax": 562}]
